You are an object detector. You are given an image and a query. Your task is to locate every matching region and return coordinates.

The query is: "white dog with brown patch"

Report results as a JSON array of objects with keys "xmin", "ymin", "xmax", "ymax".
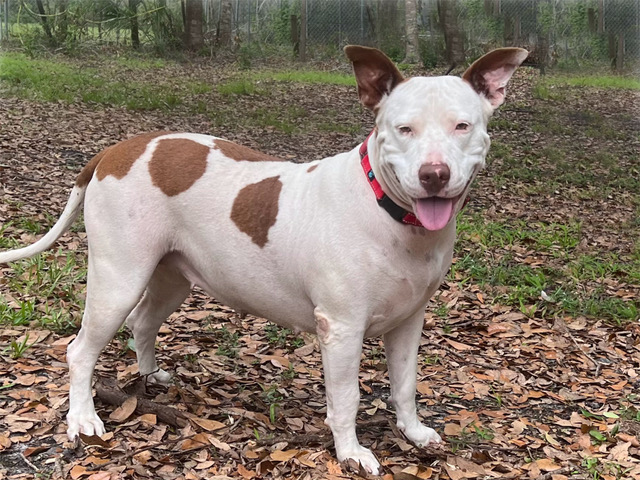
[{"xmin": 0, "ymin": 46, "xmax": 526, "ymax": 474}]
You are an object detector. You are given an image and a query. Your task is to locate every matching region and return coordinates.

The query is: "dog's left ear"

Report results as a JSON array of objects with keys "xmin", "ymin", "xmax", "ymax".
[
  {"xmin": 344, "ymin": 45, "xmax": 404, "ymax": 111},
  {"xmin": 462, "ymin": 48, "xmax": 528, "ymax": 109}
]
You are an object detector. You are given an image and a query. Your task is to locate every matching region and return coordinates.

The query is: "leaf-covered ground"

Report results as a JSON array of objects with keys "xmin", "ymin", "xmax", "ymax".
[{"xmin": 0, "ymin": 55, "xmax": 639, "ymax": 480}]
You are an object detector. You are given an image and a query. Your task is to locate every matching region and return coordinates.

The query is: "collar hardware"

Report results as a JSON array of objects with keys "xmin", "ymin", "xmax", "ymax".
[
  {"xmin": 359, "ymin": 130, "xmax": 470, "ymax": 228},
  {"xmin": 359, "ymin": 131, "xmax": 424, "ymax": 228}
]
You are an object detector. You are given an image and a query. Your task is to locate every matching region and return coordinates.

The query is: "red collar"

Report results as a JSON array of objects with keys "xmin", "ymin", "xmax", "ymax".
[{"xmin": 359, "ymin": 131, "xmax": 424, "ymax": 227}]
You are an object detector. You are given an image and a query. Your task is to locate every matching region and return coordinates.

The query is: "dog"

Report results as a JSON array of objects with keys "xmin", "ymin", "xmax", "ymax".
[{"xmin": 0, "ymin": 45, "xmax": 527, "ymax": 474}]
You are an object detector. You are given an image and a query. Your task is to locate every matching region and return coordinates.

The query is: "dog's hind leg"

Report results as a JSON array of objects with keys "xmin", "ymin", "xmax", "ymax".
[
  {"xmin": 384, "ymin": 310, "xmax": 442, "ymax": 447},
  {"xmin": 125, "ymin": 263, "xmax": 191, "ymax": 385},
  {"xmin": 65, "ymin": 254, "xmax": 158, "ymax": 440}
]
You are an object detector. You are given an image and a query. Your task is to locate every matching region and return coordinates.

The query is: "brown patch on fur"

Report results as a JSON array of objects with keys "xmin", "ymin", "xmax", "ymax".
[
  {"xmin": 307, "ymin": 164, "xmax": 318, "ymax": 173},
  {"xmin": 148, "ymin": 139, "xmax": 210, "ymax": 196},
  {"xmin": 76, "ymin": 149, "xmax": 107, "ymax": 187},
  {"xmin": 462, "ymin": 47, "xmax": 528, "ymax": 100},
  {"xmin": 344, "ymin": 45, "xmax": 404, "ymax": 111},
  {"xmin": 231, "ymin": 176, "xmax": 283, "ymax": 248},
  {"xmin": 97, "ymin": 132, "xmax": 170, "ymax": 182},
  {"xmin": 75, "ymin": 132, "xmax": 170, "ymax": 187},
  {"xmin": 213, "ymin": 139, "xmax": 282, "ymax": 162}
]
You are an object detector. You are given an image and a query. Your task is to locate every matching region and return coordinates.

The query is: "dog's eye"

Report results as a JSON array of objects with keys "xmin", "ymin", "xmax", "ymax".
[
  {"xmin": 455, "ymin": 122, "xmax": 470, "ymax": 132},
  {"xmin": 398, "ymin": 126, "xmax": 412, "ymax": 135}
]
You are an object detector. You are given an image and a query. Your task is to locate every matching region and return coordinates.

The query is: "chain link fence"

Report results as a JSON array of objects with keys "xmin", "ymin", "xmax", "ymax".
[{"xmin": 1, "ymin": 0, "xmax": 639, "ymax": 71}]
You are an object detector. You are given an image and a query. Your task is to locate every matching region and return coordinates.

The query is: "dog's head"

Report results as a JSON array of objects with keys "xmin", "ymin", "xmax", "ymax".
[{"xmin": 345, "ymin": 46, "xmax": 527, "ymax": 231}]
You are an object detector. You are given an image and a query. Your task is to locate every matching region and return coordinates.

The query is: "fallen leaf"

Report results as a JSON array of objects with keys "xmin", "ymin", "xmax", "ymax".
[
  {"xmin": 0, "ymin": 434, "xmax": 11, "ymax": 450},
  {"xmin": 444, "ymin": 338, "xmax": 474, "ymax": 351},
  {"xmin": 70, "ymin": 465, "xmax": 88, "ymax": 480},
  {"xmin": 108, "ymin": 396, "xmax": 137, "ymax": 423},
  {"xmin": 535, "ymin": 458, "xmax": 561, "ymax": 472},
  {"xmin": 270, "ymin": 449, "xmax": 298, "ymax": 462},
  {"xmin": 237, "ymin": 464, "xmax": 256, "ymax": 479},
  {"xmin": 23, "ymin": 445, "xmax": 48, "ymax": 457},
  {"xmin": 79, "ymin": 433, "xmax": 111, "ymax": 448},
  {"xmin": 191, "ymin": 417, "xmax": 226, "ymax": 431},
  {"xmin": 327, "ymin": 460, "xmax": 343, "ymax": 475}
]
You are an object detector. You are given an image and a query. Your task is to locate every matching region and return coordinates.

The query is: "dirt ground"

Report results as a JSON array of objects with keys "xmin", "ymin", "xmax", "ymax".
[{"xmin": 0, "ymin": 57, "xmax": 639, "ymax": 480}]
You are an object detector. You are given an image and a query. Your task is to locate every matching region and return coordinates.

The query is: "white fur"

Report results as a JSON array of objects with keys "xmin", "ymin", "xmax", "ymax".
[{"xmin": 0, "ymin": 48, "xmax": 526, "ymax": 475}]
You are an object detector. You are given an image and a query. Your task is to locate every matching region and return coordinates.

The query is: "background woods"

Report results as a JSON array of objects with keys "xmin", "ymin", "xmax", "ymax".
[{"xmin": 0, "ymin": 0, "xmax": 639, "ymax": 71}]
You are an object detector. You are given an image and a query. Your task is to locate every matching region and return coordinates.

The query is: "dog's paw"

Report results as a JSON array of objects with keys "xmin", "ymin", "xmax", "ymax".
[
  {"xmin": 145, "ymin": 368, "xmax": 172, "ymax": 385},
  {"xmin": 338, "ymin": 445, "xmax": 382, "ymax": 475},
  {"xmin": 66, "ymin": 412, "xmax": 105, "ymax": 440},
  {"xmin": 402, "ymin": 423, "xmax": 442, "ymax": 447}
]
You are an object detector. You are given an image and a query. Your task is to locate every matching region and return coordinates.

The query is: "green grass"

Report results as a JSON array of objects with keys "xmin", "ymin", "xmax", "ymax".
[
  {"xmin": 216, "ymin": 78, "xmax": 264, "ymax": 96},
  {"xmin": 457, "ymin": 217, "xmax": 581, "ymax": 252},
  {"xmin": 533, "ymin": 75, "xmax": 640, "ymax": 103},
  {"xmin": 115, "ymin": 56, "xmax": 168, "ymax": 69},
  {"xmin": 453, "ymin": 215, "xmax": 640, "ymax": 324},
  {"xmin": 250, "ymin": 70, "xmax": 354, "ymax": 86},
  {"xmin": 215, "ymin": 69, "xmax": 354, "ymax": 96},
  {"xmin": 0, "ymin": 52, "xmax": 187, "ymax": 110},
  {"xmin": 552, "ymin": 75, "xmax": 640, "ymax": 90},
  {"xmin": 0, "ymin": 246, "xmax": 86, "ymax": 333}
]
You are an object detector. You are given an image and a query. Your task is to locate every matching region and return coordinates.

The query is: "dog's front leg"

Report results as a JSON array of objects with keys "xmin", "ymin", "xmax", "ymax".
[
  {"xmin": 315, "ymin": 309, "xmax": 381, "ymax": 475},
  {"xmin": 384, "ymin": 311, "xmax": 442, "ymax": 447}
]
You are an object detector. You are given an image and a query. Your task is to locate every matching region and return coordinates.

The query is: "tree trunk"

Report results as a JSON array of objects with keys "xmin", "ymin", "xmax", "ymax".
[
  {"xmin": 35, "ymin": 0, "xmax": 53, "ymax": 40},
  {"xmin": 291, "ymin": 14, "xmax": 299, "ymax": 56},
  {"xmin": 129, "ymin": 0, "xmax": 140, "ymax": 49},
  {"xmin": 56, "ymin": 0, "xmax": 69, "ymax": 43},
  {"xmin": 614, "ymin": 34, "xmax": 625, "ymax": 72},
  {"xmin": 597, "ymin": 0, "xmax": 604, "ymax": 34},
  {"xmin": 437, "ymin": 0, "xmax": 464, "ymax": 65},
  {"xmin": 377, "ymin": 0, "xmax": 399, "ymax": 52},
  {"xmin": 299, "ymin": 0, "xmax": 307, "ymax": 61},
  {"xmin": 404, "ymin": 0, "xmax": 419, "ymax": 63},
  {"xmin": 184, "ymin": 0, "xmax": 204, "ymax": 50},
  {"xmin": 217, "ymin": 0, "xmax": 232, "ymax": 46}
]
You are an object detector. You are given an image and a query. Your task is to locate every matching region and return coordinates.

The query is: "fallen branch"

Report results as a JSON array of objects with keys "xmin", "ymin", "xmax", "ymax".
[{"xmin": 95, "ymin": 377, "xmax": 189, "ymax": 429}]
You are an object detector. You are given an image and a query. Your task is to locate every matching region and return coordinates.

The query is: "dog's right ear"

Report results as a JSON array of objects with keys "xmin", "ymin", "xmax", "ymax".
[{"xmin": 344, "ymin": 45, "xmax": 404, "ymax": 111}]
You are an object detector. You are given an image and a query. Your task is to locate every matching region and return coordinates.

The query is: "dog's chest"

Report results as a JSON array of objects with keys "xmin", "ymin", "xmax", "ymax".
[{"xmin": 363, "ymin": 229, "xmax": 455, "ymax": 337}]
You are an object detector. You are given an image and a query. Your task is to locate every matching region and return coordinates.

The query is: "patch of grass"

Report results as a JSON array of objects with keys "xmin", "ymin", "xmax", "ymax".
[
  {"xmin": 264, "ymin": 324, "xmax": 304, "ymax": 351},
  {"xmin": 251, "ymin": 70, "xmax": 354, "ymax": 86},
  {"xmin": 248, "ymin": 105, "xmax": 306, "ymax": 134},
  {"xmin": 7, "ymin": 334, "xmax": 35, "ymax": 359},
  {"xmin": 552, "ymin": 75, "xmax": 640, "ymax": 90},
  {"xmin": 568, "ymin": 254, "xmax": 640, "ymax": 283},
  {"xmin": 0, "ymin": 300, "xmax": 38, "ymax": 326},
  {"xmin": 0, "ymin": 52, "xmax": 184, "ymax": 110},
  {"xmin": 487, "ymin": 140, "xmax": 512, "ymax": 161},
  {"xmin": 0, "ymin": 249, "xmax": 86, "ymax": 332},
  {"xmin": 457, "ymin": 217, "xmax": 581, "ymax": 253},
  {"xmin": 452, "ymin": 250, "xmax": 639, "ymax": 324},
  {"xmin": 453, "ymin": 215, "xmax": 639, "ymax": 324},
  {"xmin": 261, "ymin": 383, "xmax": 284, "ymax": 424},
  {"xmin": 316, "ymin": 120, "xmax": 360, "ymax": 135},
  {"xmin": 188, "ymin": 82, "xmax": 213, "ymax": 95},
  {"xmin": 216, "ymin": 79, "xmax": 263, "ymax": 96},
  {"xmin": 216, "ymin": 69, "xmax": 353, "ymax": 97},
  {"xmin": 449, "ymin": 422, "xmax": 495, "ymax": 453},
  {"xmin": 115, "ymin": 56, "xmax": 167, "ymax": 69},
  {"xmin": 489, "ymin": 117, "xmax": 522, "ymax": 131},
  {"xmin": 213, "ymin": 326, "xmax": 240, "ymax": 358}
]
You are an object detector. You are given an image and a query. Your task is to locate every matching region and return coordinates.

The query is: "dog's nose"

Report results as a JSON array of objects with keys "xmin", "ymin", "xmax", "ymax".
[{"xmin": 419, "ymin": 163, "xmax": 450, "ymax": 194}]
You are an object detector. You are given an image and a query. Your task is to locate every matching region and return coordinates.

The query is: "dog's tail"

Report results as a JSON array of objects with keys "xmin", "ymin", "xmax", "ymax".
[{"xmin": 0, "ymin": 152, "xmax": 102, "ymax": 264}]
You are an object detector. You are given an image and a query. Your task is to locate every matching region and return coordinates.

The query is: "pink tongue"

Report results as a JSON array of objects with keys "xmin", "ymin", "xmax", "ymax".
[{"xmin": 416, "ymin": 197, "xmax": 454, "ymax": 231}]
